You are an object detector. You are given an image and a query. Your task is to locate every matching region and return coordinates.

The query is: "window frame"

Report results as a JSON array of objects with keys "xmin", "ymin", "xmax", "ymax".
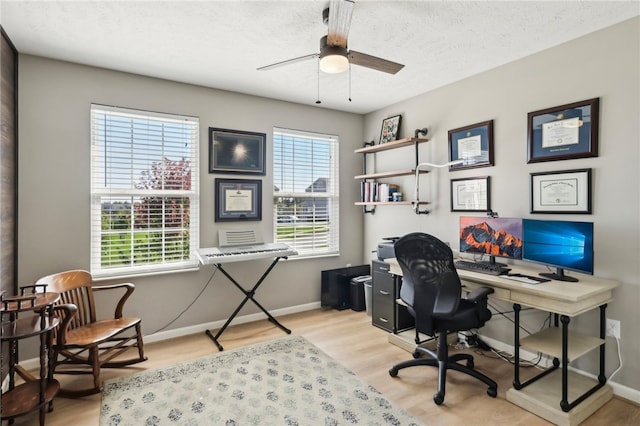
[
  {"xmin": 90, "ymin": 104, "xmax": 199, "ymax": 279},
  {"xmin": 272, "ymin": 127, "xmax": 339, "ymax": 258}
]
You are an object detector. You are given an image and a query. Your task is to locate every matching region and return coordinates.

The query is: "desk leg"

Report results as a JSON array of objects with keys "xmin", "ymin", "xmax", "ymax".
[
  {"xmin": 598, "ymin": 304, "xmax": 607, "ymax": 385},
  {"xmin": 561, "ymin": 314, "xmax": 570, "ymax": 412},
  {"xmin": 513, "ymin": 303, "xmax": 521, "ymax": 389},
  {"xmin": 205, "ymin": 257, "xmax": 291, "ymax": 351}
]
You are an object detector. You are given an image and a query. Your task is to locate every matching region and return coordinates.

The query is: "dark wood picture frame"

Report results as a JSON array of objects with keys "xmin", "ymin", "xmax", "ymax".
[
  {"xmin": 215, "ymin": 178, "xmax": 262, "ymax": 222},
  {"xmin": 530, "ymin": 168, "xmax": 592, "ymax": 214},
  {"xmin": 379, "ymin": 115, "xmax": 402, "ymax": 144},
  {"xmin": 527, "ymin": 98, "xmax": 599, "ymax": 163},
  {"xmin": 450, "ymin": 176, "xmax": 491, "ymax": 212},
  {"xmin": 209, "ymin": 127, "xmax": 266, "ymax": 175},
  {"xmin": 448, "ymin": 120, "xmax": 494, "ymax": 171}
]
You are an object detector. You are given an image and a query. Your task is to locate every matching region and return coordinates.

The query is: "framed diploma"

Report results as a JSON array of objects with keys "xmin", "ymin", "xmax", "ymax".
[
  {"xmin": 527, "ymin": 98, "xmax": 599, "ymax": 163},
  {"xmin": 448, "ymin": 120, "xmax": 494, "ymax": 171},
  {"xmin": 530, "ymin": 169, "xmax": 592, "ymax": 214},
  {"xmin": 209, "ymin": 127, "xmax": 266, "ymax": 175},
  {"xmin": 450, "ymin": 176, "xmax": 490, "ymax": 212},
  {"xmin": 215, "ymin": 178, "xmax": 262, "ymax": 221}
]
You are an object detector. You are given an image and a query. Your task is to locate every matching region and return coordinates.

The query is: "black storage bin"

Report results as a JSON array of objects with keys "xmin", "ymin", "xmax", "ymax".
[
  {"xmin": 321, "ymin": 265, "xmax": 370, "ymax": 310},
  {"xmin": 350, "ymin": 275, "xmax": 370, "ymax": 312}
]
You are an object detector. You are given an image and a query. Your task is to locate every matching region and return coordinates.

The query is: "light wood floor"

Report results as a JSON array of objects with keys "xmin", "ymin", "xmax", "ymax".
[{"xmin": 6, "ymin": 308, "xmax": 640, "ymax": 425}]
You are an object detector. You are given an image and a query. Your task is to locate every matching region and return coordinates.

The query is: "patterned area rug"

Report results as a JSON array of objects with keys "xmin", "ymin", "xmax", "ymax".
[{"xmin": 100, "ymin": 335, "xmax": 421, "ymax": 425}]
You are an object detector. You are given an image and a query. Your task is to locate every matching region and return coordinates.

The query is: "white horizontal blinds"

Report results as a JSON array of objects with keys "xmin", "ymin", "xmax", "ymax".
[
  {"xmin": 90, "ymin": 104, "xmax": 199, "ymax": 278},
  {"xmin": 273, "ymin": 128, "xmax": 339, "ymax": 256}
]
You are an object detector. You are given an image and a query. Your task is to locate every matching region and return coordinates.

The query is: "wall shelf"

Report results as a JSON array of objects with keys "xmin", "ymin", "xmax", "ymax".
[{"xmin": 354, "ymin": 137, "xmax": 430, "ymax": 214}]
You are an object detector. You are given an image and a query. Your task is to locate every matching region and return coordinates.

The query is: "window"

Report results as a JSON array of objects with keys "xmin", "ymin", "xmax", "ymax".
[
  {"xmin": 90, "ymin": 105, "xmax": 199, "ymax": 278},
  {"xmin": 273, "ymin": 128, "xmax": 339, "ymax": 257}
]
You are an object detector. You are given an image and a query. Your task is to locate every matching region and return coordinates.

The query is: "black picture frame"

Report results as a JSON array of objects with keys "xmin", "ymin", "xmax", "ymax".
[
  {"xmin": 530, "ymin": 168, "xmax": 592, "ymax": 214},
  {"xmin": 215, "ymin": 178, "xmax": 262, "ymax": 222},
  {"xmin": 209, "ymin": 127, "xmax": 266, "ymax": 175},
  {"xmin": 527, "ymin": 98, "xmax": 599, "ymax": 163},
  {"xmin": 448, "ymin": 120, "xmax": 494, "ymax": 171},
  {"xmin": 379, "ymin": 115, "xmax": 402, "ymax": 144},
  {"xmin": 450, "ymin": 176, "xmax": 490, "ymax": 212}
]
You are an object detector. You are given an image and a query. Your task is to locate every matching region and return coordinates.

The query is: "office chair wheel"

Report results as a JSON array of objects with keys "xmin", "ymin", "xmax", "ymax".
[
  {"xmin": 487, "ymin": 387, "xmax": 498, "ymax": 398},
  {"xmin": 433, "ymin": 392, "xmax": 444, "ymax": 405},
  {"xmin": 389, "ymin": 367, "xmax": 399, "ymax": 377}
]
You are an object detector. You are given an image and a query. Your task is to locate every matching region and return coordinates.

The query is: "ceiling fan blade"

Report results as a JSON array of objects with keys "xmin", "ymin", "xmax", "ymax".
[
  {"xmin": 327, "ymin": 0, "xmax": 354, "ymax": 48},
  {"xmin": 348, "ymin": 50, "xmax": 405, "ymax": 74},
  {"xmin": 257, "ymin": 53, "xmax": 319, "ymax": 71}
]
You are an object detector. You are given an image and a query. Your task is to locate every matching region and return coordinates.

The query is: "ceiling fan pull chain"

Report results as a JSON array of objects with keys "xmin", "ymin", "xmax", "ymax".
[
  {"xmin": 316, "ymin": 60, "xmax": 321, "ymax": 104},
  {"xmin": 348, "ymin": 63, "xmax": 352, "ymax": 102}
]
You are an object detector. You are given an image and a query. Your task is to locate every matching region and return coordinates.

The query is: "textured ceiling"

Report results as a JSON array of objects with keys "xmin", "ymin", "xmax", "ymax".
[{"xmin": 2, "ymin": 1, "xmax": 638, "ymax": 114}]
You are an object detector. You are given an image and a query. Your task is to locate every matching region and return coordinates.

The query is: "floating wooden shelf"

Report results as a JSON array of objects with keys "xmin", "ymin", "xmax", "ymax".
[
  {"xmin": 354, "ymin": 137, "xmax": 428, "ymax": 154},
  {"xmin": 354, "ymin": 169, "xmax": 429, "ymax": 180}
]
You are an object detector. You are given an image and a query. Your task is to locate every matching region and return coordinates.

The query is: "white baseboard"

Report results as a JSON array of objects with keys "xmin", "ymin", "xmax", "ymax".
[
  {"xmin": 479, "ymin": 333, "xmax": 640, "ymax": 405},
  {"xmin": 17, "ymin": 302, "xmax": 322, "ymax": 371}
]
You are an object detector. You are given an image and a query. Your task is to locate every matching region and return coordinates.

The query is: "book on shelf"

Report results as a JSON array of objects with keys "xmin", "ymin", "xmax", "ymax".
[{"xmin": 361, "ymin": 182, "xmax": 400, "ymax": 202}]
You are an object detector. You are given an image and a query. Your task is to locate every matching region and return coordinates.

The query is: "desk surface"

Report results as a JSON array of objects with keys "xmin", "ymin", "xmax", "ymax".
[{"xmin": 385, "ymin": 258, "xmax": 619, "ymax": 317}]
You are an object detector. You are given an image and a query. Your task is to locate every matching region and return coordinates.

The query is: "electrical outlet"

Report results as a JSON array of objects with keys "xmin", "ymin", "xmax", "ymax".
[{"xmin": 606, "ymin": 318, "xmax": 621, "ymax": 339}]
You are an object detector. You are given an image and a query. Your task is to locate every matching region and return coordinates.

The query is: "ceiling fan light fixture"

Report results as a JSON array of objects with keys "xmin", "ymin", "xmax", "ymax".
[{"xmin": 319, "ymin": 44, "xmax": 349, "ymax": 73}]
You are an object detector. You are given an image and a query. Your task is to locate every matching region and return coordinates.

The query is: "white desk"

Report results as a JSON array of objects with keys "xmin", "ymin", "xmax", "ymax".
[{"xmin": 386, "ymin": 258, "xmax": 619, "ymax": 426}]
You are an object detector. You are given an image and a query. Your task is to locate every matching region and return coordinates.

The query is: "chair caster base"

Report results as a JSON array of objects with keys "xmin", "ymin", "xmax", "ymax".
[
  {"xmin": 389, "ymin": 367, "xmax": 398, "ymax": 377},
  {"xmin": 433, "ymin": 392, "xmax": 444, "ymax": 405},
  {"xmin": 487, "ymin": 387, "xmax": 498, "ymax": 398}
]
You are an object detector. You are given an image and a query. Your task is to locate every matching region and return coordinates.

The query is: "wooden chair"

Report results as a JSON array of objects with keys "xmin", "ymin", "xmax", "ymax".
[{"xmin": 35, "ymin": 270, "xmax": 147, "ymax": 397}]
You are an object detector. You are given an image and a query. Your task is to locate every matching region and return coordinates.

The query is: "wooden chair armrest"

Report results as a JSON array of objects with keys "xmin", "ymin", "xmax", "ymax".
[
  {"xmin": 52, "ymin": 303, "xmax": 78, "ymax": 346},
  {"xmin": 92, "ymin": 282, "xmax": 135, "ymax": 319}
]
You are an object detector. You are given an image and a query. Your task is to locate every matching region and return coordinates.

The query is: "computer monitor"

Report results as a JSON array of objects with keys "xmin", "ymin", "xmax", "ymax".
[
  {"xmin": 459, "ymin": 216, "xmax": 523, "ymax": 266},
  {"xmin": 522, "ymin": 219, "xmax": 594, "ymax": 282}
]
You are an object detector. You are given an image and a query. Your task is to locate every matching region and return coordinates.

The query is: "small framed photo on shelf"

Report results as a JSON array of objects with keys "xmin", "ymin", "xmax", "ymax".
[
  {"xmin": 448, "ymin": 120, "xmax": 494, "ymax": 171},
  {"xmin": 530, "ymin": 168, "xmax": 592, "ymax": 214},
  {"xmin": 527, "ymin": 98, "xmax": 599, "ymax": 163},
  {"xmin": 209, "ymin": 127, "xmax": 266, "ymax": 175},
  {"xmin": 215, "ymin": 178, "xmax": 262, "ymax": 222},
  {"xmin": 379, "ymin": 115, "xmax": 401, "ymax": 144},
  {"xmin": 450, "ymin": 176, "xmax": 490, "ymax": 212}
]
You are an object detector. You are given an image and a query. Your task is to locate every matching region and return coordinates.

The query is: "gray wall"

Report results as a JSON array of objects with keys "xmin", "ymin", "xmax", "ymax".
[
  {"xmin": 362, "ymin": 18, "xmax": 639, "ymax": 394},
  {"xmin": 17, "ymin": 56, "xmax": 364, "ymax": 347}
]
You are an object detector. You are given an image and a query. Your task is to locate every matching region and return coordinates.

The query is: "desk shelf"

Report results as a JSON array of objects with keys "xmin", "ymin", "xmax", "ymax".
[{"xmin": 520, "ymin": 327, "xmax": 604, "ymax": 362}]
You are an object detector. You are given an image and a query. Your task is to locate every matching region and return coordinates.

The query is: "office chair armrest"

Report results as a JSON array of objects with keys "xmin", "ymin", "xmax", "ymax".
[
  {"xmin": 93, "ymin": 282, "xmax": 135, "ymax": 319},
  {"xmin": 466, "ymin": 286, "xmax": 494, "ymax": 302}
]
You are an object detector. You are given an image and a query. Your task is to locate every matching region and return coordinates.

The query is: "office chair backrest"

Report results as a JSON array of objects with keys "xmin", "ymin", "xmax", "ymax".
[{"xmin": 394, "ymin": 232, "xmax": 462, "ymax": 336}]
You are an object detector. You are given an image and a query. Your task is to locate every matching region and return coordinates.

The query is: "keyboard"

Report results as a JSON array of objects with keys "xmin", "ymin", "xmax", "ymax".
[
  {"xmin": 454, "ymin": 260, "xmax": 510, "ymax": 275},
  {"xmin": 197, "ymin": 243, "xmax": 297, "ymax": 264}
]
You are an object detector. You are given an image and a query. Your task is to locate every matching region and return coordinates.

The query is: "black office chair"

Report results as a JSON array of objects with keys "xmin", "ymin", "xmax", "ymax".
[{"xmin": 388, "ymin": 232, "xmax": 498, "ymax": 405}]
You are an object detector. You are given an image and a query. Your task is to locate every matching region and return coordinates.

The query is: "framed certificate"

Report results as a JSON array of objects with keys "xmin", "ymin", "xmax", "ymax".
[
  {"xmin": 530, "ymin": 169, "xmax": 592, "ymax": 214},
  {"xmin": 448, "ymin": 120, "xmax": 494, "ymax": 171},
  {"xmin": 527, "ymin": 98, "xmax": 599, "ymax": 163},
  {"xmin": 215, "ymin": 178, "xmax": 262, "ymax": 221},
  {"xmin": 450, "ymin": 176, "xmax": 490, "ymax": 212}
]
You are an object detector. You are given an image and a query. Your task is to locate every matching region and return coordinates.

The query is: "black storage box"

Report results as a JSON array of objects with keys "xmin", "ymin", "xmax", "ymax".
[{"xmin": 321, "ymin": 265, "xmax": 370, "ymax": 310}]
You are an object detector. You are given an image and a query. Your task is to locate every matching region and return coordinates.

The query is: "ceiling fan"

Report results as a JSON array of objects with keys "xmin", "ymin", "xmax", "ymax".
[{"xmin": 257, "ymin": 0, "xmax": 404, "ymax": 75}]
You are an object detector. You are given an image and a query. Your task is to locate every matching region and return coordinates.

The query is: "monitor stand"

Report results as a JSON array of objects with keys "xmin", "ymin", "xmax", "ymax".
[
  {"xmin": 539, "ymin": 267, "xmax": 579, "ymax": 282},
  {"xmin": 477, "ymin": 255, "xmax": 507, "ymax": 268}
]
